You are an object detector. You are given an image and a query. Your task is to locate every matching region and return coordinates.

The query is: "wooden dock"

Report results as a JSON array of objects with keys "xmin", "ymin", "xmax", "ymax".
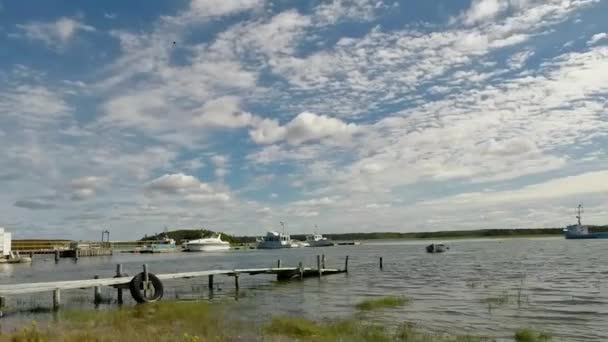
[{"xmin": 0, "ymin": 255, "xmax": 349, "ymax": 314}]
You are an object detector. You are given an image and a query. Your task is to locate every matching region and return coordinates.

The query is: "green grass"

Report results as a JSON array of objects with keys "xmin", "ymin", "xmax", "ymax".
[
  {"xmin": 514, "ymin": 328, "xmax": 552, "ymax": 342},
  {"xmin": 356, "ymin": 296, "xmax": 409, "ymax": 311}
]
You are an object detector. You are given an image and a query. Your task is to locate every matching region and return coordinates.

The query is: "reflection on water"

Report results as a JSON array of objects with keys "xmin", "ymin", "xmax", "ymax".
[{"xmin": 1, "ymin": 238, "xmax": 607, "ymax": 341}]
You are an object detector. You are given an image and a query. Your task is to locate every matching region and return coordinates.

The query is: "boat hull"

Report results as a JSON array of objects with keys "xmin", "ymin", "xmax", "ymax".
[
  {"xmin": 185, "ymin": 244, "xmax": 230, "ymax": 252},
  {"xmin": 307, "ymin": 240, "xmax": 335, "ymax": 247},
  {"xmin": 257, "ymin": 242, "xmax": 292, "ymax": 249},
  {"xmin": 565, "ymin": 232, "xmax": 608, "ymax": 239}
]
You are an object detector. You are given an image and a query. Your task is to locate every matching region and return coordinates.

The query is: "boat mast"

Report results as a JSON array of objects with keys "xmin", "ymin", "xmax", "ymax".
[{"xmin": 576, "ymin": 204, "xmax": 583, "ymax": 226}]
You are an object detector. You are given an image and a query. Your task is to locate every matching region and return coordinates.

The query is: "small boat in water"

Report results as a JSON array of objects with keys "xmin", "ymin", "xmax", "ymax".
[
  {"xmin": 184, "ymin": 234, "xmax": 230, "ymax": 251},
  {"xmin": 564, "ymin": 204, "xmax": 608, "ymax": 239},
  {"xmin": 426, "ymin": 243, "xmax": 448, "ymax": 253},
  {"xmin": 305, "ymin": 233, "xmax": 334, "ymax": 247},
  {"xmin": 257, "ymin": 231, "xmax": 294, "ymax": 249}
]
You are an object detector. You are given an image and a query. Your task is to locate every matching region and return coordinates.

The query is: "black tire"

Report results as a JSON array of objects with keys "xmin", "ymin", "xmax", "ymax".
[{"xmin": 129, "ymin": 272, "xmax": 164, "ymax": 303}]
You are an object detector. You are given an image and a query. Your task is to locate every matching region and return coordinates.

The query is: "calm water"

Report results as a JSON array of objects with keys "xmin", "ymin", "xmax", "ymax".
[{"xmin": 1, "ymin": 237, "xmax": 607, "ymax": 341}]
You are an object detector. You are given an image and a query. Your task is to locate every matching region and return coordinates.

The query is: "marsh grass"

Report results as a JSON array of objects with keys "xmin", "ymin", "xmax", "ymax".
[
  {"xmin": 356, "ymin": 296, "xmax": 409, "ymax": 311},
  {"xmin": 514, "ymin": 328, "xmax": 552, "ymax": 342}
]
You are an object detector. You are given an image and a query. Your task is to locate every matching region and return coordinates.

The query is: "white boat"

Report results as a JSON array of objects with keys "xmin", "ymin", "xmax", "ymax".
[
  {"xmin": 184, "ymin": 234, "xmax": 230, "ymax": 252},
  {"xmin": 257, "ymin": 231, "xmax": 293, "ymax": 249},
  {"xmin": 305, "ymin": 233, "xmax": 334, "ymax": 247}
]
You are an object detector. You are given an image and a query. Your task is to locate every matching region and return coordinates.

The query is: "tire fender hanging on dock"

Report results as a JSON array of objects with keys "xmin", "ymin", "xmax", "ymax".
[{"xmin": 129, "ymin": 272, "xmax": 164, "ymax": 303}]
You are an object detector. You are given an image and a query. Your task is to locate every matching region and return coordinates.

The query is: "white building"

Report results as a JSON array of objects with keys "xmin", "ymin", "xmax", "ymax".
[{"xmin": 0, "ymin": 227, "xmax": 11, "ymax": 257}]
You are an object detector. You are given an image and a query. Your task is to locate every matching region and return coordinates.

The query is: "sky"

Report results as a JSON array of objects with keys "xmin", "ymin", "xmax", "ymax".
[{"xmin": 1, "ymin": 0, "xmax": 607, "ymax": 240}]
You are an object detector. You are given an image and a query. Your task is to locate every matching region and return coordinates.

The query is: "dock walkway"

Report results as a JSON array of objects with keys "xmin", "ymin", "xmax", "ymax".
[{"xmin": 0, "ymin": 255, "xmax": 348, "ymax": 314}]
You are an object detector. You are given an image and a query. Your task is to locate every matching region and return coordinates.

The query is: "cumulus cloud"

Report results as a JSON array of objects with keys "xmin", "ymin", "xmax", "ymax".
[
  {"xmin": 188, "ymin": 0, "xmax": 263, "ymax": 18},
  {"xmin": 250, "ymin": 112, "xmax": 359, "ymax": 145},
  {"xmin": 69, "ymin": 176, "xmax": 107, "ymax": 201},
  {"xmin": 587, "ymin": 32, "xmax": 607, "ymax": 46},
  {"xmin": 14, "ymin": 198, "xmax": 56, "ymax": 210},
  {"xmin": 145, "ymin": 173, "xmax": 230, "ymax": 203},
  {"xmin": 16, "ymin": 17, "xmax": 95, "ymax": 48},
  {"xmin": 460, "ymin": 0, "xmax": 508, "ymax": 25}
]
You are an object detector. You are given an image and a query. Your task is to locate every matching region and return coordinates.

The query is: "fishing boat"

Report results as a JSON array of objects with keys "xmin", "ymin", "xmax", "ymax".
[
  {"xmin": 257, "ymin": 231, "xmax": 293, "ymax": 249},
  {"xmin": 183, "ymin": 234, "xmax": 230, "ymax": 251},
  {"xmin": 426, "ymin": 243, "xmax": 448, "ymax": 253},
  {"xmin": 305, "ymin": 233, "xmax": 334, "ymax": 247},
  {"xmin": 564, "ymin": 204, "xmax": 608, "ymax": 239}
]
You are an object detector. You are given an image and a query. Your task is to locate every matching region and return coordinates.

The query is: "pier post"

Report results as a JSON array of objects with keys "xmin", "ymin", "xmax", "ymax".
[
  {"xmin": 344, "ymin": 256, "xmax": 349, "ymax": 273},
  {"xmin": 317, "ymin": 255, "xmax": 322, "ymax": 277},
  {"xmin": 94, "ymin": 276, "xmax": 101, "ymax": 304},
  {"xmin": 54, "ymin": 250, "xmax": 60, "ymax": 263},
  {"xmin": 379, "ymin": 257, "xmax": 383, "ymax": 270},
  {"xmin": 321, "ymin": 254, "xmax": 326, "ymax": 269},
  {"xmin": 0, "ymin": 296, "xmax": 6, "ymax": 311},
  {"xmin": 208, "ymin": 275, "xmax": 214, "ymax": 290},
  {"xmin": 116, "ymin": 264, "xmax": 123, "ymax": 304},
  {"xmin": 52, "ymin": 289, "xmax": 61, "ymax": 311},
  {"xmin": 143, "ymin": 264, "xmax": 149, "ymax": 298},
  {"xmin": 75, "ymin": 249, "xmax": 79, "ymax": 261},
  {"xmin": 277, "ymin": 259, "xmax": 281, "ymax": 268},
  {"xmin": 298, "ymin": 262, "xmax": 304, "ymax": 280},
  {"xmin": 30, "ymin": 252, "xmax": 34, "ymax": 260},
  {"xmin": 234, "ymin": 273, "xmax": 239, "ymax": 291}
]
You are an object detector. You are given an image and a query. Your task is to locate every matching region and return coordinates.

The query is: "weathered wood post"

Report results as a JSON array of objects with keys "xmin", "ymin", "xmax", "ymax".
[
  {"xmin": 54, "ymin": 250, "xmax": 60, "ymax": 263},
  {"xmin": 317, "ymin": 255, "xmax": 322, "ymax": 277},
  {"xmin": 344, "ymin": 256, "xmax": 349, "ymax": 273},
  {"xmin": 234, "ymin": 273, "xmax": 240, "ymax": 291},
  {"xmin": 94, "ymin": 276, "xmax": 101, "ymax": 304},
  {"xmin": 298, "ymin": 262, "xmax": 304, "ymax": 280},
  {"xmin": 277, "ymin": 259, "xmax": 282, "ymax": 268},
  {"xmin": 0, "ymin": 296, "xmax": 6, "ymax": 313},
  {"xmin": 74, "ymin": 249, "xmax": 79, "ymax": 261},
  {"xmin": 208, "ymin": 275, "xmax": 214, "ymax": 290},
  {"xmin": 143, "ymin": 264, "xmax": 149, "ymax": 298},
  {"xmin": 379, "ymin": 257, "xmax": 383, "ymax": 270},
  {"xmin": 321, "ymin": 254, "xmax": 326, "ymax": 269},
  {"xmin": 30, "ymin": 252, "xmax": 34, "ymax": 260},
  {"xmin": 116, "ymin": 264, "xmax": 123, "ymax": 304},
  {"xmin": 52, "ymin": 289, "xmax": 61, "ymax": 311}
]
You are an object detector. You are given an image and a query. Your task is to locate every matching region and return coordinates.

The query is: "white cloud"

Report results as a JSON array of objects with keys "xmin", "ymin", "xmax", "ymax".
[
  {"xmin": 211, "ymin": 155, "xmax": 230, "ymax": 178},
  {"xmin": 14, "ymin": 198, "xmax": 56, "ymax": 210},
  {"xmin": 16, "ymin": 17, "xmax": 95, "ymax": 47},
  {"xmin": 461, "ymin": 0, "xmax": 508, "ymax": 25},
  {"xmin": 188, "ymin": 0, "xmax": 263, "ymax": 18},
  {"xmin": 146, "ymin": 173, "xmax": 209, "ymax": 194},
  {"xmin": 249, "ymin": 112, "xmax": 359, "ymax": 145},
  {"xmin": 69, "ymin": 176, "xmax": 107, "ymax": 201},
  {"xmin": 587, "ymin": 32, "xmax": 607, "ymax": 46},
  {"xmin": 507, "ymin": 49, "xmax": 535, "ymax": 69}
]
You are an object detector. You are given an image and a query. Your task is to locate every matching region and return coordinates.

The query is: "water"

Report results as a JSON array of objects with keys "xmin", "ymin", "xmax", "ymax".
[{"xmin": 1, "ymin": 237, "xmax": 607, "ymax": 341}]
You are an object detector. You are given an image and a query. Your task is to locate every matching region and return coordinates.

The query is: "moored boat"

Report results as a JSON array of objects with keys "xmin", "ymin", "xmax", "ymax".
[
  {"xmin": 257, "ymin": 231, "xmax": 293, "ymax": 249},
  {"xmin": 564, "ymin": 204, "xmax": 608, "ymax": 239},
  {"xmin": 426, "ymin": 243, "xmax": 448, "ymax": 253},
  {"xmin": 305, "ymin": 233, "xmax": 334, "ymax": 247},
  {"xmin": 184, "ymin": 234, "xmax": 230, "ymax": 251}
]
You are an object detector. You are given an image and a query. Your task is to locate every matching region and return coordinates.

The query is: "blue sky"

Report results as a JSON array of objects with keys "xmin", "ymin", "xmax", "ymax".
[{"xmin": 1, "ymin": 0, "xmax": 608, "ymax": 239}]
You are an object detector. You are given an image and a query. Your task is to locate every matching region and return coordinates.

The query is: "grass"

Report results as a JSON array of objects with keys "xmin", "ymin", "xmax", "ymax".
[
  {"xmin": 263, "ymin": 317, "xmax": 491, "ymax": 342},
  {"xmin": 514, "ymin": 328, "xmax": 552, "ymax": 342},
  {"xmin": 0, "ymin": 300, "xmax": 553, "ymax": 342},
  {"xmin": 356, "ymin": 296, "xmax": 409, "ymax": 311}
]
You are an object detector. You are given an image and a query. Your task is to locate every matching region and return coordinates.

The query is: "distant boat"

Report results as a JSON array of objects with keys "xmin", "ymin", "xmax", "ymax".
[
  {"xmin": 564, "ymin": 204, "xmax": 608, "ymax": 239},
  {"xmin": 426, "ymin": 243, "xmax": 448, "ymax": 253},
  {"xmin": 257, "ymin": 231, "xmax": 293, "ymax": 249},
  {"xmin": 305, "ymin": 233, "xmax": 334, "ymax": 247},
  {"xmin": 184, "ymin": 234, "xmax": 230, "ymax": 251}
]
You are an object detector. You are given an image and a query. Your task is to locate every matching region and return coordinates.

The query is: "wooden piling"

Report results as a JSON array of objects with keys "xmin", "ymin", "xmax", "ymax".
[
  {"xmin": 54, "ymin": 250, "xmax": 60, "ymax": 263},
  {"xmin": 379, "ymin": 257, "xmax": 383, "ymax": 270},
  {"xmin": 317, "ymin": 255, "xmax": 322, "ymax": 277},
  {"xmin": 277, "ymin": 259, "xmax": 281, "ymax": 268},
  {"xmin": 75, "ymin": 249, "xmax": 79, "ymax": 261},
  {"xmin": 321, "ymin": 254, "xmax": 326, "ymax": 269},
  {"xmin": 116, "ymin": 264, "xmax": 123, "ymax": 304},
  {"xmin": 0, "ymin": 296, "xmax": 6, "ymax": 310},
  {"xmin": 94, "ymin": 276, "xmax": 102, "ymax": 304},
  {"xmin": 52, "ymin": 289, "xmax": 61, "ymax": 311},
  {"xmin": 29, "ymin": 252, "xmax": 34, "ymax": 260},
  {"xmin": 208, "ymin": 275, "xmax": 214, "ymax": 290},
  {"xmin": 234, "ymin": 273, "xmax": 240, "ymax": 291},
  {"xmin": 298, "ymin": 262, "xmax": 304, "ymax": 280},
  {"xmin": 344, "ymin": 256, "xmax": 349, "ymax": 273}
]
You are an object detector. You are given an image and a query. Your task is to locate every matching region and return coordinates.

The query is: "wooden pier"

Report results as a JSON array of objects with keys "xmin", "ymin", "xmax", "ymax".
[{"xmin": 0, "ymin": 255, "xmax": 348, "ymax": 314}]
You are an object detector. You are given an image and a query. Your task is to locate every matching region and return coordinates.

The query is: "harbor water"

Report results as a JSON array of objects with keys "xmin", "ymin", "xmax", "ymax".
[{"xmin": 0, "ymin": 237, "xmax": 607, "ymax": 341}]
